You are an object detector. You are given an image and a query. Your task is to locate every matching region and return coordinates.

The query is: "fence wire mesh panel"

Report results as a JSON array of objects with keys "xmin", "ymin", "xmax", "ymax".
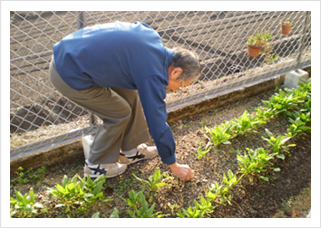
[{"xmin": 10, "ymin": 11, "xmax": 311, "ymax": 160}]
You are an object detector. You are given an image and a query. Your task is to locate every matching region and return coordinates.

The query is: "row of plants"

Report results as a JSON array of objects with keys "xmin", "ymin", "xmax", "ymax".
[
  {"xmin": 184, "ymin": 78, "xmax": 311, "ymax": 217},
  {"xmin": 10, "ymin": 78, "xmax": 310, "ymax": 218},
  {"xmin": 247, "ymin": 19, "xmax": 293, "ymax": 58}
]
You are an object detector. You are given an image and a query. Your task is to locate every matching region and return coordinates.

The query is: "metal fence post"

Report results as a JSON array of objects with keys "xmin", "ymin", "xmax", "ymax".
[
  {"xmin": 76, "ymin": 11, "xmax": 97, "ymax": 125},
  {"xmin": 77, "ymin": 11, "xmax": 87, "ymax": 29},
  {"xmin": 297, "ymin": 11, "xmax": 310, "ymax": 65}
]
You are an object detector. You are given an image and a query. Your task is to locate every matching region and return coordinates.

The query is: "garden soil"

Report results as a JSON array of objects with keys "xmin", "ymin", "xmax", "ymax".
[{"xmin": 10, "ymin": 88, "xmax": 311, "ymax": 218}]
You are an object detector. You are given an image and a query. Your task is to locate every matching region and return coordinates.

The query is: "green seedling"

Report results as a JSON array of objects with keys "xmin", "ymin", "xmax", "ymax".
[
  {"xmin": 237, "ymin": 148, "xmax": 276, "ymax": 182},
  {"xmin": 287, "ymin": 117, "xmax": 311, "ymax": 137},
  {"xmin": 133, "ymin": 168, "xmax": 171, "ymax": 192},
  {"xmin": 255, "ymin": 106, "xmax": 275, "ymax": 121},
  {"xmin": 177, "ymin": 196, "xmax": 215, "ymax": 218},
  {"xmin": 92, "ymin": 208, "xmax": 119, "ymax": 218},
  {"xmin": 262, "ymin": 129, "xmax": 296, "ymax": 159},
  {"xmin": 11, "ymin": 166, "xmax": 46, "ymax": 187},
  {"xmin": 122, "ymin": 187, "xmax": 166, "ymax": 218},
  {"xmin": 10, "ymin": 188, "xmax": 45, "ymax": 218},
  {"xmin": 207, "ymin": 169, "xmax": 242, "ymax": 205},
  {"xmin": 194, "ymin": 146, "xmax": 210, "ymax": 160},
  {"xmin": 233, "ymin": 110, "xmax": 265, "ymax": 135},
  {"xmin": 205, "ymin": 123, "xmax": 233, "ymax": 146},
  {"xmin": 48, "ymin": 174, "xmax": 112, "ymax": 213}
]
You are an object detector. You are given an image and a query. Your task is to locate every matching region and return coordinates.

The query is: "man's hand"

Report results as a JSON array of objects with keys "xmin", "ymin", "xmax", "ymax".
[{"xmin": 169, "ymin": 162, "xmax": 194, "ymax": 182}]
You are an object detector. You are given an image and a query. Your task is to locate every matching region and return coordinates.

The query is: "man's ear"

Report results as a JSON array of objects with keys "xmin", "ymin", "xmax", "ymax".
[{"xmin": 171, "ymin": 67, "xmax": 183, "ymax": 79}]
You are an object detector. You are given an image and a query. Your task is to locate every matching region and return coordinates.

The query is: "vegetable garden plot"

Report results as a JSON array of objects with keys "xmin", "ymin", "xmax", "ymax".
[{"xmin": 10, "ymin": 79, "xmax": 311, "ymax": 218}]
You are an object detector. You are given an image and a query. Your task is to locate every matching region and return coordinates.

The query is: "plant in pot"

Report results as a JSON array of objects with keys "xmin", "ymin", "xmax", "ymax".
[
  {"xmin": 281, "ymin": 19, "xmax": 293, "ymax": 35},
  {"xmin": 247, "ymin": 30, "xmax": 272, "ymax": 57}
]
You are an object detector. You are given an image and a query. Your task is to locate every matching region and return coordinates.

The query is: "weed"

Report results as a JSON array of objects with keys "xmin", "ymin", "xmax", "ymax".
[
  {"xmin": 11, "ymin": 166, "xmax": 46, "ymax": 187},
  {"xmin": 132, "ymin": 168, "xmax": 171, "ymax": 192}
]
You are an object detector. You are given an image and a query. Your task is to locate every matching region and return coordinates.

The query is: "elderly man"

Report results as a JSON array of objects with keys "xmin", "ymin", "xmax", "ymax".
[{"xmin": 49, "ymin": 21, "xmax": 201, "ymax": 182}]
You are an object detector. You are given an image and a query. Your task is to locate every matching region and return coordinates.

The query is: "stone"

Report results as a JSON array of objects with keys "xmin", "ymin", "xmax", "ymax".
[{"xmin": 283, "ymin": 69, "xmax": 309, "ymax": 89}]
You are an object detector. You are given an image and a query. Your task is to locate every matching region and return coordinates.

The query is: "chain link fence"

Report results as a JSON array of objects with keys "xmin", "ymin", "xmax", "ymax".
[{"xmin": 10, "ymin": 11, "xmax": 311, "ymax": 160}]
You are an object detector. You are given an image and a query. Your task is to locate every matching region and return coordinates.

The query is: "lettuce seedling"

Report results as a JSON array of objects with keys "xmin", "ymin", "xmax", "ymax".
[
  {"xmin": 10, "ymin": 188, "xmax": 45, "ymax": 218},
  {"xmin": 262, "ymin": 129, "xmax": 296, "ymax": 159},
  {"xmin": 237, "ymin": 148, "xmax": 276, "ymax": 182}
]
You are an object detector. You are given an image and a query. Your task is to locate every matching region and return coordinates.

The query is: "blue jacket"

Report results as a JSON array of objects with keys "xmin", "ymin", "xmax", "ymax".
[{"xmin": 53, "ymin": 21, "xmax": 176, "ymax": 165}]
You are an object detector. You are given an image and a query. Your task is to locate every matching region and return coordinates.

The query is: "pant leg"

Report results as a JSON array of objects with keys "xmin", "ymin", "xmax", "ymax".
[
  {"xmin": 49, "ymin": 56, "xmax": 148, "ymax": 164},
  {"xmin": 111, "ymin": 87, "xmax": 150, "ymax": 152}
]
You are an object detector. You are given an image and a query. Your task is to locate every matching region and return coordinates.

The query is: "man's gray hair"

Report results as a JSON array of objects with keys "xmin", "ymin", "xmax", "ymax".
[{"xmin": 171, "ymin": 48, "xmax": 201, "ymax": 82}]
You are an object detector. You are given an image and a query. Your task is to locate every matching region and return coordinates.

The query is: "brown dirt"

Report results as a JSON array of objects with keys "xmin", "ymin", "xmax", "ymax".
[{"xmin": 10, "ymin": 87, "xmax": 311, "ymax": 218}]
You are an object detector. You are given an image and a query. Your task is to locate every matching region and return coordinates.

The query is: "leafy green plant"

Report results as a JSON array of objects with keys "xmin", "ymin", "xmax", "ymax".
[
  {"xmin": 207, "ymin": 169, "xmax": 243, "ymax": 205},
  {"xmin": 205, "ymin": 123, "xmax": 233, "ymax": 146},
  {"xmin": 255, "ymin": 106, "xmax": 276, "ymax": 121},
  {"xmin": 247, "ymin": 29, "xmax": 272, "ymax": 47},
  {"xmin": 283, "ymin": 19, "xmax": 293, "ymax": 26},
  {"xmin": 194, "ymin": 146, "xmax": 210, "ymax": 160},
  {"xmin": 261, "ymin": 42, "xmax": 279, "ymax": 64},
  {"xmin": 177, "ymin": 196, "xmax": 215, "ymax": 218},
  {"xmin": 11, "ymin": 166, "xmax": 46, "ymax": 187},
  {"xmin": 10, "ymin": 188, "xmax": 45, "ymax": 218},
  {"xmin": 122, "ymin": 187, "xmax": 166, "ymax": 218},
  {"xmin": 287, "ymin": 117, "xmax": 311, "ymax": 137},
  {"xmin": 48, "ymin": 174, "xmax": 112, "ymax": 213},
  {"xmin": 262, "ymin": 129, "xmax": 296, "ymax": 159},
  {"xmin": 237, "ymin": 148, "xmax": 277, "ymax": 182},
  {"xmin": 233, "ymin": 110, "xmax": 265, "ymax": 135},
  {"xmin": 92, "ymin": 208, "xmax": 119, "ymax": 218},
  {"xmin": 132, "ymin": 168, "xmax": 171, "ymax": 192}
]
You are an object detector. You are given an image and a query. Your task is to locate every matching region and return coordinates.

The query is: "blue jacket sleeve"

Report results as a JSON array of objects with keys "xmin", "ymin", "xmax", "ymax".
[{"xmin": 135, "ymin": 76, "xmax": 176, "ymax": 165}]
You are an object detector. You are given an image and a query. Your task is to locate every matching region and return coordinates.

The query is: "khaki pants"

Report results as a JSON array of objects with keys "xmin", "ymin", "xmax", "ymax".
[{"xmin": 49, "ymin": 56, "xmax": 150, "ymax": 165}]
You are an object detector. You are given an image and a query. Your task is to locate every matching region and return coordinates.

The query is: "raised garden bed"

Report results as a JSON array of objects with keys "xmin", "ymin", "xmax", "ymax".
[{"xmin": 10, "ymin": 79, "xmax": 311, "ymax": 219}]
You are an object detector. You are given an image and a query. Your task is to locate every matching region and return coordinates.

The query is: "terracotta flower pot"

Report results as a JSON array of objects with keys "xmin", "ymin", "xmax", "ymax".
[
  {"xmin": 247, "ymin": 44, "xmax": 262, "ymax": 57},
  {"xmin": 281, "ymin": 22, "xmax": 292, "ymax": 35}
]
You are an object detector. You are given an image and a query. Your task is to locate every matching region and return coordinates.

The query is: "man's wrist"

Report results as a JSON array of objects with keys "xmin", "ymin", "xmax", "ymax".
[{"xmin": 168, "ymin": 162, "xmax": 178, "ymax": 171}]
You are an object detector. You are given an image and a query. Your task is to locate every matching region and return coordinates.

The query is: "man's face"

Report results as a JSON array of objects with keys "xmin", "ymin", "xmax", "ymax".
[
  {"xmin": 167, "ymin": 66, "xmax": 195, "ymax": 92},
  {"xmin": 166, "ymin": 78, "xmax": 195, "ymax": 92}
]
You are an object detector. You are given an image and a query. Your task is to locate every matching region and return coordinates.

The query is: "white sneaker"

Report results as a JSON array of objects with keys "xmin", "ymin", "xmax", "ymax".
[
  {"xmin": 84, "ymin": 161, "xmax": 127, "ymax": 178},
  {"xmin": 119, "ymin": 144, "xmax": 158, "ymax": 165}
]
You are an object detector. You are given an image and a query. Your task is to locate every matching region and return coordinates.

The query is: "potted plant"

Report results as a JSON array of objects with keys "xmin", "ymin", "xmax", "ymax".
[
  {"xmin": 281, "ymin": 19, "xmax": 293, "ymax": 35},
  {"xmin": 247, "ymin": 30, "xmax": 272, "ymax": 57}
]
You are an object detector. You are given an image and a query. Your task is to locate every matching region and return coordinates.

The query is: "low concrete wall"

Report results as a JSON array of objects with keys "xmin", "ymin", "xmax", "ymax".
[{"xmin": 10, "ymin": 67, "xmax": 311, "ymax": 174}]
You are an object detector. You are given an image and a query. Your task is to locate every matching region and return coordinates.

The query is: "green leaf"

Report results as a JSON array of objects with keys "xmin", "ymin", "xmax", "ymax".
[
  {"xmin": 110, "ymin": 208, "xmax": 119, "ymax": 218},
  {"xmin": 155, "ymin": 182, "xmax": 166, "ymax": 188},
  {"xmin": 62, "ymin": 175, "xmax": 69, "ymax": 187},
  {"xmin": 92, "ymin": 212, "xmax": 100, "ymax": 218},
  {"xmin": 260, "ymin": 176, "xmax": 269, "ymax": 181},
  {"xmin": 277, "ymin": 154, "xmax": 285, "ymax": 160},
  {"xmin": 273, "ymin": 168, "xmax": 281, "ymax": 172}
]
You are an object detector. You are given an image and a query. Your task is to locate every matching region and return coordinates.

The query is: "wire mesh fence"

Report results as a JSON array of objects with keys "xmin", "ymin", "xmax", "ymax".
[{"xmin": 10, "ymin": 11, "xmax": 311, "ymax": 160}]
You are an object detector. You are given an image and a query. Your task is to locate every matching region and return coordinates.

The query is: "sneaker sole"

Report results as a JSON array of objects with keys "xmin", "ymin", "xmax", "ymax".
[
  {"xmin": 84, "ymin": 167, "xmax": 127, "ymax": 179},
  {"xmin": 122, "ymin": 155, "xmax": 158, "ymax": 165}
]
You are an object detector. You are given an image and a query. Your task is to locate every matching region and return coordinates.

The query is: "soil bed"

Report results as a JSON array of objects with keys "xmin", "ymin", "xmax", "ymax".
[{"xmin": 10, "ymin": 87, "xmax": 311, "ymax": 218}]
